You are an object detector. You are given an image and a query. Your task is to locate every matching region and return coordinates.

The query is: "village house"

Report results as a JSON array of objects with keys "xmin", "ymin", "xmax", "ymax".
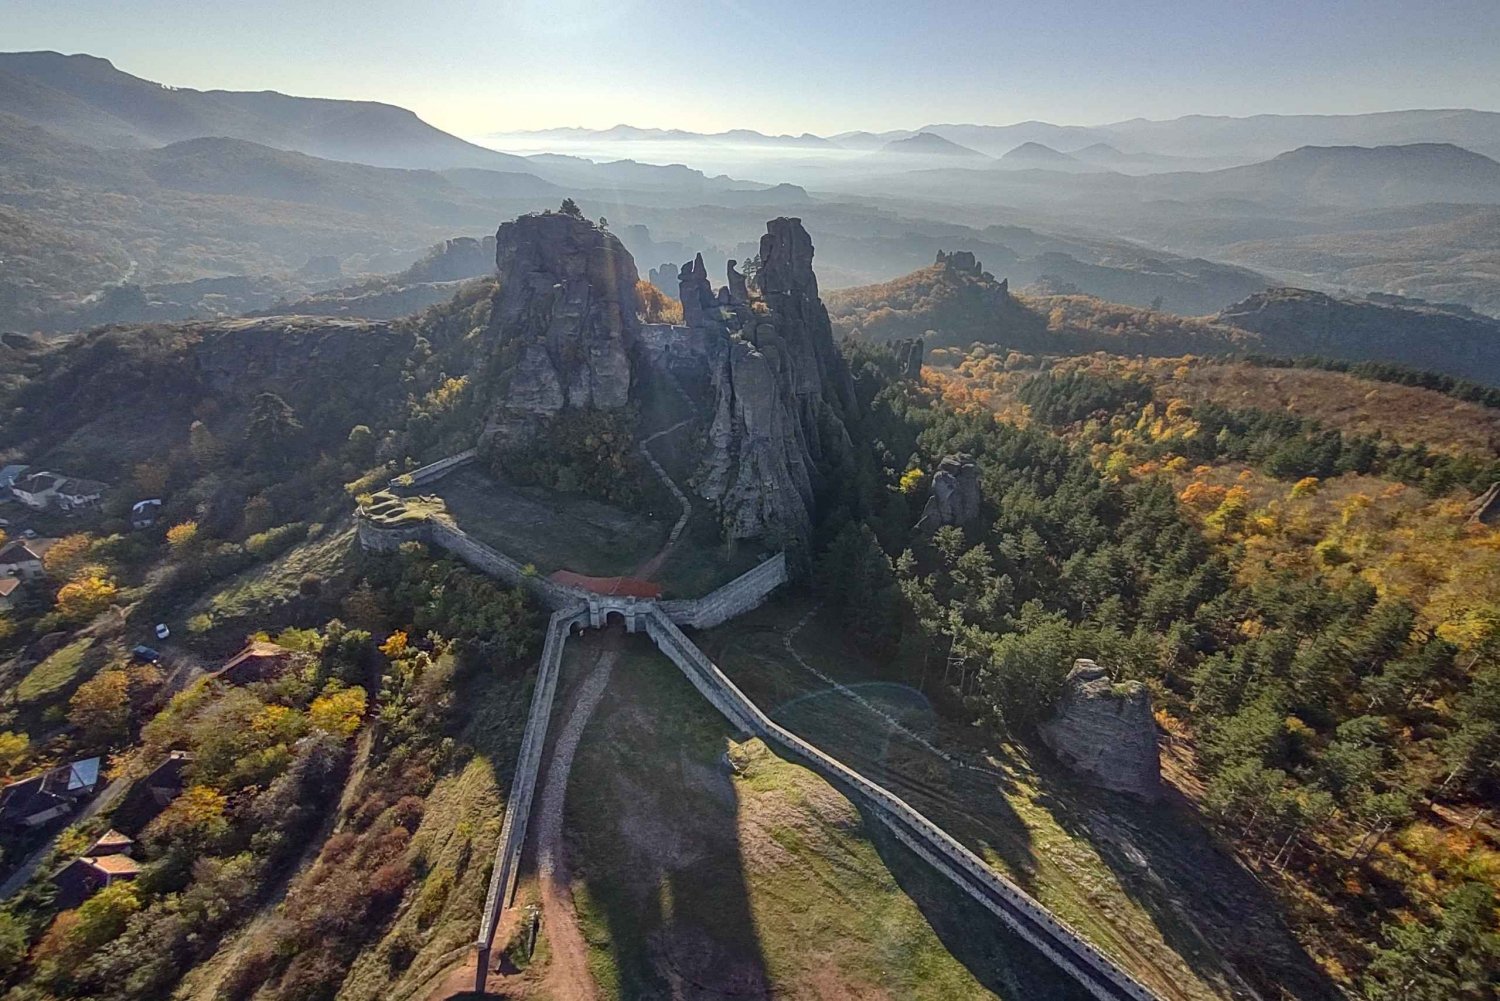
[
  {"xmin": 0, "ymin": 577, "xmax": 20, "ymax": 612},
  {"xmin": 11, "ymin": 471, "xmax": 108, "ymax": 512},
  {"xmin": 130, "ymin": 498, "xmax": 163, "ymax": 529},
  {"xmin": 111, "ymin": 750, "xmax": 191, "ymax": 833},
  {"xmin": 52, "ymin": 830, "xmax": 141, "ymax": 907},
  {"xmin": 0, "ymin": 756, "xmax": 102, "ymax": 829},
  {"xmin": 213, "ymin": 640, "xmax": 298, "ymax": 686},
  {"xmin": 0, "ymin": 537, "xmax": 57, "ymax": 581}
]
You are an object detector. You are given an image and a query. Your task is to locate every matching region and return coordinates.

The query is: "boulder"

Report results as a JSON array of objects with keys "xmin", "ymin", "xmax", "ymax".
[
  {"xmin": 481, "ymin": 212, "xmax": 639, "ymax": 444},
  {"xmin": 915, "ymin": 454, "xmax": 980, "ymax": 532},
  {"xmin": 1039, "ymin": 660, "xmax": 1161, "ymax": 800}
]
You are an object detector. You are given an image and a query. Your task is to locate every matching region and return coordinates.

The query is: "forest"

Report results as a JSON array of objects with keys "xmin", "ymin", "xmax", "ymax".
[{"xmin": 811, "ymin": 342, "xmax": 1500, "ymax": 999}]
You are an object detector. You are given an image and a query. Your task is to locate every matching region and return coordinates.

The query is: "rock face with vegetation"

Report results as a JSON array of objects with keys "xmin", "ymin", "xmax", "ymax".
[
  {"xmin": 481, "ymin": 211, "xmax": 639, "ymax": 445},
  {"xmin": 695, "ymin": 218, "xmax": 857, "ymax": 542},
  {"xmin": 1039, "ymin": 659, "xmax": 1161, "ymax": 800}
]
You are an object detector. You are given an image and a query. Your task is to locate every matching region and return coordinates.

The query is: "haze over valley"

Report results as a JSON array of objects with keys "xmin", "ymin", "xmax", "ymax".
[{"xmin": 0, "ymin": 5, "xmax": 1498, "ymax": 1001}]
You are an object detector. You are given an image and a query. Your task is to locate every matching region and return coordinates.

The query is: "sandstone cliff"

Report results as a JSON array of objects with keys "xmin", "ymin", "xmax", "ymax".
[
  {"xmin": 1039, "ymin": 659, "xmax": 1161, "ymax": 800},
  {"xmin": 481, "ymin": 212, "xmax": 639, "ymax": 445},
  {"xmin": 693, "ymin": 218, "xmax": 856, "ymax": 542}
]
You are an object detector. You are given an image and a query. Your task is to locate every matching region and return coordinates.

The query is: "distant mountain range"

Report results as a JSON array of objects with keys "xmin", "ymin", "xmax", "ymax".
[
  {"xmin": 498, "ymin": 109, "xmax": 1500, "ymax": 163},
  {"xmin": 880, "ymin": 132, "xmax": 988, "ymax": 158}
]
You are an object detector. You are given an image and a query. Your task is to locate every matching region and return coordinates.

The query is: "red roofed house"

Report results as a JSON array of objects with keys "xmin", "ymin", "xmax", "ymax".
[
  {"xmin": 53, "ymin": 830, "xmax": 141, "ymax": 907},
  {"xmin": 0, "ymin": 577, "xmax": 20, "ymax": 612}
]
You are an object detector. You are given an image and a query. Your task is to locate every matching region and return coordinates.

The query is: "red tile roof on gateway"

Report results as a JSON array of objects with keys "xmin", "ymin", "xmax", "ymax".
[{"xmin": 548, "ymin": 571, "xmax": 662, "ymax": 599}]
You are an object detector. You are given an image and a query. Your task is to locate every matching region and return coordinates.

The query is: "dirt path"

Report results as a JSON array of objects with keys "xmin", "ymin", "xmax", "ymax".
[
  {"xmin": 635, "ymin": 418, "xmax": 695, "ymax": 580},
  {"xmin": 782, "ymin": 607, "xmax": 1006, "ymax": 779},
  {"xmin": 530, "ymin": 641, "xmax": 620, "ymax": 1001}
]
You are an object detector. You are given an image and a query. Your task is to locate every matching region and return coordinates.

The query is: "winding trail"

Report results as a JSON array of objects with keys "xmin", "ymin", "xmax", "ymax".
[{"xmin": 782, "ymin": 607, "xmax": 1007, "ymax": 779}]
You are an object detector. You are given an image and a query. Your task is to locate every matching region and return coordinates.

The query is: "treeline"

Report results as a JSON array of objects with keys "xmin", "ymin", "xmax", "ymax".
[{"xmin": 1242, "ymin": 354, "xmax": 1500, "ymax": 410}]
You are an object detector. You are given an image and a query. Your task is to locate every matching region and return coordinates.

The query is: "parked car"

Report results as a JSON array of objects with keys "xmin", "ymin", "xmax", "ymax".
[{"xmin": 130, "ymin": 646, "xmax": 162, "ymax": 664}]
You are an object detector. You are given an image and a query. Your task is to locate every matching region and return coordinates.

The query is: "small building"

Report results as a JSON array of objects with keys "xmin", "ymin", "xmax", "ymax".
[
  {"xmin": 213, "ymin": 641, "xmax": 296, "ymax": 686},
  {"xmin": 111, "ymin": 750, "xmax": 191, "ymax": 834},
  {"xmin": 52, "ymin": 832, "xmax": 141, "ymax": 908},
  {"xmin": 0, "ymin": 537, "xmax": 57, "ymax": 581},
  {"xmin": 0, "ymin": 756, "xmax": 102, "ymax": 829},
  {"xmin": 11, "ymin": 472, "xmax": 107, "ymax": 512},
  {"xmin": 0, "ymin": 576, "xmax": 19, "ymax": 612},
  {"xmin": 130, "ymin": 498, "xmax": 163, "ymax": 529}
]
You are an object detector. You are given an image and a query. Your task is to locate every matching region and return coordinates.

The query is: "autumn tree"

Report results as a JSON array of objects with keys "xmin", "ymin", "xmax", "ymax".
[
  {"xmin": 635, "ymin": 279, "xmax": 683, "ymax": 324},
  {"xmin": 68, "ymin": 670, "xmax": 131, "ymax": 746},
  {"xmin": 43, "ymin": 533, "xmax": 94, "ymax": 580},
  {"xmin": 309, "ymin": 684, "xmax": 367, "ymax": 739},
  {"xmin": 0, "ymin": 730, "xmax": 28, "ymax": 776},
  {"xmin": 55, "ymin": 568, "xmax": 120, "ymax": 623}
]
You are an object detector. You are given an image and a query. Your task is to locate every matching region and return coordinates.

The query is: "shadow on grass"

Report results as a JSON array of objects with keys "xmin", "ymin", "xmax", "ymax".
[
  {"xmin": 698, "ymin": 599, "xmax": 1044, "ymax": 896},
  {"xmin": 559, "ymin": 633, "xmax": 771, "ymax": 998},
  {"xmin": 1035, "ymin": 758, "xmax": 1345, "ymax": 1001},
  {"xmin": 856, "ymin": 799, "xmax": 1098, "ymax": 1001}
]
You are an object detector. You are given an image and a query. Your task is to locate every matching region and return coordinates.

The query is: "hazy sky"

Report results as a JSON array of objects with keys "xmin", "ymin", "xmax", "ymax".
[{"xmin": 8, "ymin": 0, "xmax": 1500, "ymax": 136}]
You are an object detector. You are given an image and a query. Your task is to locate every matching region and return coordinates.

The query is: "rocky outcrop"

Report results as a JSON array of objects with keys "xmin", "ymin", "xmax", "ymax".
[
  {"xmin": 694, "ymin": 218, "xmax": 856, "ymax": 542},
  {"xmin": 481, "ymin": 212, "xmax": 638, "ymax": 445},
  {"xmin": 1040, "ymin": 660, "xmax": 1161, "ymax": 800},
  {"xmin": 1469, "ymin": 482, "xmax": 1500, "ymax": 526},
  {"xmin": 678, "ymin": 254, "xmax": 717, "ymax": 329},
  {"xmin": 402, "ymin": 235, "xmax": 498, "ymax": 283},
  {"xmin": 915, "ymin": 454, "xmax": 980, "ymax": 533},
  {"xmin": 894, "ymin": 337, "xmax": 924, "ymax": 380}
]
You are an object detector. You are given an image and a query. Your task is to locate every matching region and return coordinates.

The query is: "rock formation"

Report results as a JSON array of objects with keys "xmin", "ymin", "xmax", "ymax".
[
  {"xmin": 692, "ymin": 218, "xmax": 857, "ymax": 542},
  {"xmin": 1039, "ymin": 660, "xmax": 1161, "ymax": 800},
  {"xmin": 481, "ymin": 212, "xmax": 639, "ymax": 445},
  {"xmin": 915, "ymin": 454, "xmax": 980, "ymax": 533},
  {"xmin": 678, "ymin": 254, "xmax": 718, "ymax": 329},
  {"xmin": 894, "ymin": 337, "xmax": 924, "ymax": 380},
  {"xmin": 1469, "ymin": 481, "xmax": 1500, "ymax": 526}
]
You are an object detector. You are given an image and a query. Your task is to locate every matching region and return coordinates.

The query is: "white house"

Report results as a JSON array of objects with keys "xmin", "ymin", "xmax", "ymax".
[
  {"xmin": 12, "ymin": 472, "xmax": 107, "ymax": 512},
  {"xmin": 0, "ymin": 538, "xmax": 57, "ymax": 580}
]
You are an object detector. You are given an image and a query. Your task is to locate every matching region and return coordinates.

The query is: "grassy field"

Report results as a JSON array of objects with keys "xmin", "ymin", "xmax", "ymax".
[
  {"xmin": 557, "ymin": 632, "xmax": 1091, "ymax": 1001},
  {"xmin": 15, "ymin": 636, "xmax": 95, "ymax": 703},
  {"xmin": 436, "ymin": 468, "xmax": 666, "ymax": 579},
  {"xmin": 696, "ymin": 597, "xmax": 1335, "ymax": 1001},
  {"xmin": 189, "ymin": 521, "xmax": 358, "ymax": 634}
]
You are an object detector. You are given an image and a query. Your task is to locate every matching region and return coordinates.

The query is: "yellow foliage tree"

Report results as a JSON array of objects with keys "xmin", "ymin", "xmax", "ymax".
[
  {"xmin": 166, "ymin": 520, "xmax": 200, "ymax": 552},
  {"xmin": 1179, "ymin": 481, "xmax": 1228, "ymax": 511},
  {"xmin": 898, "ymin": 467, "xmax": 927, "ymax": 495},
  {"xmin": 42, "ymin": 534, "xmax": 93, "ymax": 579},
  {"xmin": 1290, "ymin": 476, "xmax": 1321, "ymax": 499},
  {"xmin": 380, "ymin": 630, "xmax": 409, "ymax": 659},
  {"xmin": 309, "ymin": 684, "xmax": 367, "ymax": 739},
  {"xmin": 635, "ymin": 279, "xmax": 683, "ymax": 324},
  {"xmin": 55, "ymin": 569, "xmax": 119, "ymax": 623},
  {"xmin": 67, "ymin": 670, "xmax": 130, "ymax": 745},
  {"xmin": 147, "ymin": 784, "xmax": 229, "ymax": 847},
  {"xmin": 0, "ymin": 731, "xmax": 28, "ymax": 776}
]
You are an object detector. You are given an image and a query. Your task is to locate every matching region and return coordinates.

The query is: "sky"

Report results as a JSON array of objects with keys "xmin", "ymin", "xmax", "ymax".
[{"xmin": 7, "ymin": 0, "xmax": 1500, "ymax": 137}]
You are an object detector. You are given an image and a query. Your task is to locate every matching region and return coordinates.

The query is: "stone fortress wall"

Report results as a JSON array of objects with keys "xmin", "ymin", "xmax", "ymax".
[{"xmin": 360, "ymin": 514, "xmax": 1158, "ymax": 999}]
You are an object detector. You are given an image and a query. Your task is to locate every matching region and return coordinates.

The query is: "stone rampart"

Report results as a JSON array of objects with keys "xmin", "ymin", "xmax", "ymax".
[
  {"xmin": 474, "ymin": 605, "xmax": 587, "ymax": 979},
  {"xmin": 660, "ymin": 553, "xmax": 788, "ymax": 629},
  {"xmin": 639, "ymin": 605, "xmax": 1158, "ymax": 1001},
  {"xmin": 389, "ymin": 447, "xmax": 477, "ymax": 489}
]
